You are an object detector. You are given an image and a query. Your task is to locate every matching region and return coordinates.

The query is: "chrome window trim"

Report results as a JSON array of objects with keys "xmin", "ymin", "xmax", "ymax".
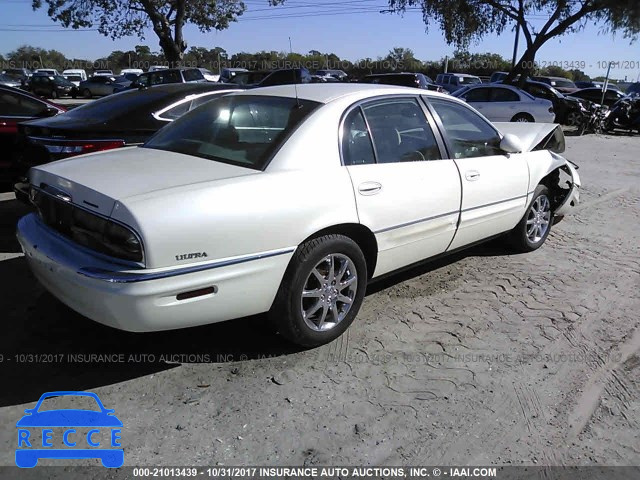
[
  {"xmin": 78, "ymin": 247, "xmax": 296, "ymax": 283},
  {"xmin": 30, "ymin": 185, "xmax": 146, "ymax": 268},
  {"xmin": 151, "ymin": 89, "xmax": 241, "ymax": 122},
  {"xmin": 338, "ymin": 94, "xmax": 449, "ymax": 167}
]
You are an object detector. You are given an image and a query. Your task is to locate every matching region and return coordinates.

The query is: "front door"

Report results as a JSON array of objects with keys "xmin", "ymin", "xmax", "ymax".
[{"xmin": 426, "ymin": 97, "xmax": 529, "ymax": 250}]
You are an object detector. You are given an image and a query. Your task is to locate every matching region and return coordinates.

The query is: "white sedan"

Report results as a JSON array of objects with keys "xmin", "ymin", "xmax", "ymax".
[
  {"xmin": 453, "ymin": 84, "xmax": 556, "ymax": 123},
  {"xmin": 17, "ymin": 84, "xmax": 580, "ymax": 347}
]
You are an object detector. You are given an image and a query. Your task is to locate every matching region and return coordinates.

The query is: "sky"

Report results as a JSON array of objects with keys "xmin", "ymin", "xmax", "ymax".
[{"xmin": 0, "ymin": 0, "xmax": 638, "ymax": 81}]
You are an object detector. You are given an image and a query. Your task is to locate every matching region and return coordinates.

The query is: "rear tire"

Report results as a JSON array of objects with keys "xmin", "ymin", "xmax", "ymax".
[
  {"xmin": 269, "ymin": 234, "xmax": 367, "ymax": 347},
  {"xmin": 83, "ymin": 89, "xmax": 92, "ymax": 99},
  {"xmin": 508, "ymin": 185, "xmax": 552, "ymax": 252},
  {"xmin": 511, "ymin": 113, "xmax": 534, "ymax": 123},
  {"xmin": 50, "ymin": 90, "xmax": 57, "ymax": 99}
]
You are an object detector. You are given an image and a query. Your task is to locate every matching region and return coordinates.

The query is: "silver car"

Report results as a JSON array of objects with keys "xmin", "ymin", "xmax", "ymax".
[{"xmin": 453, "ymin": 84, "xmax": 556, "ymax": 123}]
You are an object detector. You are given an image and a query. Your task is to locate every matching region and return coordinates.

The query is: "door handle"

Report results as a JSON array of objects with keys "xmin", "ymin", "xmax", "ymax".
[
  {"xmin": 358, "ymin": 182, "xmax": 382, "ymax": 195},
  {"xmin": 465, "ymin": 170, "xmax": 481, "ymax": 181}
]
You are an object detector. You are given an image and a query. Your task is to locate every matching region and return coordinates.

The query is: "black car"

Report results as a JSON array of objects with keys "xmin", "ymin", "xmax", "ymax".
[
  {"xmin": 15, "ymin": 83, "xmax": 243, "ymax": 177},
  {"xmin": 0, "ymin": 85, "xmax": 65, "ymax": 185},
  {"xmin": 28, "ymin": 74, "xmax": 77, "ymax": 99},
  {"xmin": 1, "ymin": 68, "xmax": 32, "ymax": 86},
  {"xmin": 360, "ymin": 73, "xmax": 445, "ymax": 92},
  {"xmin": 256, "ymin": 68, "xmax": 312, "ymax": 87},
  {"xmin": 568, "ymin": 87, "xmax": 626, "ymax": 107},
  {"xmin": 503, "ymin": 80, "xmax": 586, "ymax": 125}
]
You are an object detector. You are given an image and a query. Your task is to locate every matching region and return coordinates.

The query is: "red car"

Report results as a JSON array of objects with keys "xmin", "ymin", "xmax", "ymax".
[{"xmin": 0, "ymin": 85, "xmax": 65, "ymax": 186}]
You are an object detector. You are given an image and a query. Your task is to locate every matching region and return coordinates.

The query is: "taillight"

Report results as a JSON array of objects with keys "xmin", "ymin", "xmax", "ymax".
[{"xmin": 38, "ymin": 139, "xmax": 125, "ymax": 156}]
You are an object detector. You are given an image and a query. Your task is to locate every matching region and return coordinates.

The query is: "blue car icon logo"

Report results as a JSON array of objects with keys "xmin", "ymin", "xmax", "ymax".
[{"xmin": 16, "ymin": 391, "xmax": 123, "ymax": 468}]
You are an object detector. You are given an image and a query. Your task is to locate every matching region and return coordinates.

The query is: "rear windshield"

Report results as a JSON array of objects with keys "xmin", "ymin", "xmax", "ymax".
[
  {"xmin": 60, "ymin": 89, "xmax": 172, "ymax": 120},
  {"xmin": 551, "ymin": 79, "xmax": 576, "ymax": 88},
  {"xmin": 458, "ymin": 76, "xmax": 481, "ymax": 85},
  {"xmin": 144, "ymin": 95, "xmax": 321, "ymax": 170}
]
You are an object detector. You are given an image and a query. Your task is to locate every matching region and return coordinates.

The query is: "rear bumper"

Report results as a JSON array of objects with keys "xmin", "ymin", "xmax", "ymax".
[{"xmin": 16, "ymin": 213, "xmax": 293, "ymax": 332}]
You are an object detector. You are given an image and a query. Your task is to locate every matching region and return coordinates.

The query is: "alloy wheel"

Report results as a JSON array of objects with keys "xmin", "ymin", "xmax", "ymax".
[
  {"xmin": 526, "ymin": 195, "xmax": 551, "ymax": 243},
  {"xmin": 300, "ymin": 253, "xmax": 358, "ymax": 332}
]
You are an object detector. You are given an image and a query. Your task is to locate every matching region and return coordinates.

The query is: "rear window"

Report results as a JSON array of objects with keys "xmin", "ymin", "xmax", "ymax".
[
  {"xmin": 183, "ymin": 69, "xmax": 205, "ymax": 82},
  {"xmin": 61, "ymin": 90, "xmax": 171, "ymax": 120},
  {"xmin": 144, "ymin": 95, "xmax": 321, "ymax": 170},
  {"xmin": 458, "ymin": 76, "xmax": 481, "ymax": 85}
]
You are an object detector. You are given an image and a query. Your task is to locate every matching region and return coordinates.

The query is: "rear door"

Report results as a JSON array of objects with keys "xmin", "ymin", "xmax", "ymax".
[
  {"xmin": 426, "ymin": 97, "xmax": 529, "ymax": 249},
  {"xmin": 343, "ymin": 96, "xmax": 462, "ymax": 277},
  {"xmin": 459, "ymin": 87, "xmax": 493, "ymax": 118},
  {"xmin": 487, "ymin": 87, "xmax": 522, "ymax": 121}
]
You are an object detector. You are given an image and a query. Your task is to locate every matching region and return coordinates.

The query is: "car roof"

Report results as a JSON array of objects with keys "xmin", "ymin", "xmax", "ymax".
[{"xmin": 234, "ymin": 83, "xmax": 453, "ymax": 104}]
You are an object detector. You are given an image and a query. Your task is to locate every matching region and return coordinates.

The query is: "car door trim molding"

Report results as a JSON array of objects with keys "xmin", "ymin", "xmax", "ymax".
[
  {"xmin": 77, "ymin": 247, "xmax": 296, "ymax": 283},
  {"xmin": 374, "ymin": 210, "xmax": 459, "ymax": 234},
  {"xmin": 461, "ymin": 193, "xmax": 529, "ymax": 213}
]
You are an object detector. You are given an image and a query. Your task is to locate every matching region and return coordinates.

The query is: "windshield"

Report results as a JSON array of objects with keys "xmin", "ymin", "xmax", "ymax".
[
  {"xmin": 54, "ymin": 76, "xmax": 73, "ymax": 86},
  {"xmin": 458, "ymin": 76, "xmax": 481, "ymax": 85},
  {"xmin": 144, "ymin": 95, "xmax": 321, "ymax": 170}
]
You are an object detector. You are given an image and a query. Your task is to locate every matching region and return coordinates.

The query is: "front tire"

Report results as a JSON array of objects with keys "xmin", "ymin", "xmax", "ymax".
[
  {"xmin": 508, "ymin": 185, "xmax": 552, "ymax": 252},
  {"xmin": 83, "ymin": 88, "xmax": 92, "ymax": 99},
  {"xmin": 50, "ymin": 90, "xmax": 57, "ymax": 99},
  {"xmin": 269, "ymin": 234, "xmax": 367, "ymax": 347}
]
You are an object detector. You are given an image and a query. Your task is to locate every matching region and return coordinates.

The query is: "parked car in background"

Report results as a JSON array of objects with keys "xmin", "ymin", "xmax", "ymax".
[
  {"xmin": 2, "ymin": 68, "xmax": 32, "ymax": 86},
  {"xmin": 501, "ymin": 80, "xmax": 587, "ymax": 125},
  {"xmin": 93, "ymin": 69, "xmax": 114, "ymax": 77},
  {"xmin": 593, "ymin": 81, "xmax": 621, "ymax": 91},
  {"xmin": 33, "ymin": 68, "xmax": 60, "ymax": 77},
  {"xmin": 28, "ymin": 74, "xmax": 77, "ymax": 99},
  {"xmin": 120, "ymin": 68, "xmax": 144, "ymax": 76},
  {"xmin": 453, "ymin": 84, "xmax": 555, "ymax": 122},
  {"xmin": 197, "ymin": 68, "xmax": 220, "ymax": 82},
  {"xmin": 148, "ymin": 65, "xmax": 169, "ymax": 72},
  {"xmin": 360, "ymin": 73, "xmax": 446, "ymax": 92},
  {"xmin": 16, "ymin": 84, "xmax": 580, "ymax": 347},
  {"xmin": 574, "ymin": 81, "xmax": 596, "ymax": 89},
  {"xmin": 78, "ymin": 75, "xmax": 119, "ymax": 98},
  {"xmin": 531, "ymin": 76, "xmax": 577, "ymax": 94},
  {"xmin": 436, "ymin": 73, "xmax": 482, "ymax": 93},
  {"xmin": 0, "ymin": 74, "xmax": 22, "ymax": 88},
  {"xmin": 230, "ymin": 70, "xmax": 271, "ymax": 86},
  {"xmin": 490, "ymin": 71, "xmax": 508, "ymax": 83},
  {"xmin": 0, "ymin": 85, "xmax": 65, "ymax": 184},
  {"xmin": 219, "ymin": 67, "xmax": 248, "ymax": 83},
  {"xmin": 62, "ymin": 69, "xmax": 88, "ymax": 86},
  {"xmin": 13, "ymin": 82, "xmax": 242, "ymax": 188},
  {"xmin": 129, "ymin": 68, "xmax": 206, "ymax": 90},
  {"xmin": 256, "ymin": 68, "xmax": 312, "ymax": 87},
  {"xmin": 315, "ymin": 69, "xmax": 348, "ymax": 82},
  {"xmin": 568, "ymin": 87, "xmax": 626, "ymax": 107},
  {"xmin": 625, "ymin": 82, "xmax": 640, "ymax": 96}
]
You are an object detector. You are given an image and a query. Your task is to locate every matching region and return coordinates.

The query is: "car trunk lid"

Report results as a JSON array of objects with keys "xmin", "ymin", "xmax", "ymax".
[{"xmin": 29, "ymin": 146, "xmax": 258, "ymax": 217}]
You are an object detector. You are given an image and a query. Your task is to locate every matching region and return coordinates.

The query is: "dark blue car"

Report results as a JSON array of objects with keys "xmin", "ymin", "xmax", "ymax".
[{"xmin": 16, "ymin": 391, "xmax": 123, "ymax": 468}]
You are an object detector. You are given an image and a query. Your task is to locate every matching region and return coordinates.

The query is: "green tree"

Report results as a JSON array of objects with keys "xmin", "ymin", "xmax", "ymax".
[
  {"xmin": 31, "ymin": 0, "xmax": 263, "ymax": 63},
  {"xmin": 388, "ymin": 0, "xmax": 640, "ymax": 83}
]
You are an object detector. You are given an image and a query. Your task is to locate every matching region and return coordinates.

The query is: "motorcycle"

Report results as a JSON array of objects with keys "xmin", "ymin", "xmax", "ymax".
[
  {"xmin": 577, "ymin": 101, "xmax": 609, "ymax": 136},
  {"xmin": 604, "ymin": 94, "xmax": 640, "ymax": 134}
]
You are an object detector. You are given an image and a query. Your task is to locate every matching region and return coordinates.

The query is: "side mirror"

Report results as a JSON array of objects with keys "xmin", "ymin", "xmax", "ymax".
[
  {"xmin": 500, "ymin": 133, "xmax": 524, "ymax": 154},
  {"xmin": 38, "ymin": 107, "xmax": 59, "ymax": 118}
]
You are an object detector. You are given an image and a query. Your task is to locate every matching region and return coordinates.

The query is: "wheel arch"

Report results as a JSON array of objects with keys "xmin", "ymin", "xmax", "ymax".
[{"xmin": 299, "ymin": 223, "xmax": 378, "ymax": 279}]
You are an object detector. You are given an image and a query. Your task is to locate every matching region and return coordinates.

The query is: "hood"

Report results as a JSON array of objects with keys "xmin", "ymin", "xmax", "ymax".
[
  {"xmin": 29, "ymin": 146, "xmax": 258, "ymax": 217},
  {"xmin": 493, "ymin": 122, "xmax": 565, "ymax": 153}
]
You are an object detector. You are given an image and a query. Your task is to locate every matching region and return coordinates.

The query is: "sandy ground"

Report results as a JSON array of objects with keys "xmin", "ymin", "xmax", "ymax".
[{"xmin": 0, "ymin": 132, "xmax": 638, "ymax": 468}]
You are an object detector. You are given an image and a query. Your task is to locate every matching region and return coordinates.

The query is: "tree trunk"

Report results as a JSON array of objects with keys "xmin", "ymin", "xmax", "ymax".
[{"xmin": 505, "ymin": 44, "xmax": 541, "ymax": 87}]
